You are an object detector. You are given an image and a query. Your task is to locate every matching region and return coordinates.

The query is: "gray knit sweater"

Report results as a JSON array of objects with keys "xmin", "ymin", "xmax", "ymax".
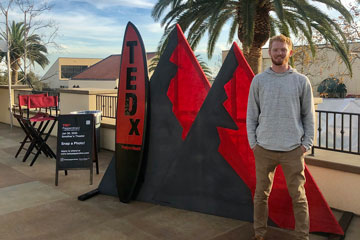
[{"xmin": 246, "ymin": 67, "xmax": 315, "ymax": 151}]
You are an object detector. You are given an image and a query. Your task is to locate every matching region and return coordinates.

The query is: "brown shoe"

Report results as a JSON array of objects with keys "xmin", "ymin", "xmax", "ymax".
[{"xmin": 252, "ymin": 236, "xmax": 265, "ymax": 240}]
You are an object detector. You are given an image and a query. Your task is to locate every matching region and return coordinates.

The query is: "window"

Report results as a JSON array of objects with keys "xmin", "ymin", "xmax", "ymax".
[{"xmin": 61, "ymin": 65, "xmax": 88, "ymax": 79}]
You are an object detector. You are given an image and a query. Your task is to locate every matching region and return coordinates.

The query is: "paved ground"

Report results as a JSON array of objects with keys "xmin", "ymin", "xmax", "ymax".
[{"xmin": 0, "ymin": 123, "xmax": 358, "ymax": 240}]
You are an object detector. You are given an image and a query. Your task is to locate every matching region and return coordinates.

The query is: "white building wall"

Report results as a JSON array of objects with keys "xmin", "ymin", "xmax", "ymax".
[
  {"xmin": 68, "ymin": 79, "xmax": 118, "ymax": 89},
  {"xmin": 40, "ymin": 59, "xmax": 60, "ymax": 89},
  {"xmin": 40, "ymin": 58, "xmax": 102, "ymax": 89},
  {"xmin": 262, "ymin": 43, "xmax": 360, "ymax": 97}
]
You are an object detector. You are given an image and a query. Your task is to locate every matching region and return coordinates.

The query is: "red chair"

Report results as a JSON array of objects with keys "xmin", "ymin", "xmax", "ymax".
[
  {"xmin": 15, "ymin": 94, "xmax": 59, "ymax": 166},
  {"xmin": 14, "ymin": 93, "xmax": 48, "ymax": 159}
]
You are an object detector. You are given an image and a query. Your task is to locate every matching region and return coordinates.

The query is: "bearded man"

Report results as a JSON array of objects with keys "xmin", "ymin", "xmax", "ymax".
[{"xmin": 246, "ymin": 34, "xmax": 315, "ymax": 240}]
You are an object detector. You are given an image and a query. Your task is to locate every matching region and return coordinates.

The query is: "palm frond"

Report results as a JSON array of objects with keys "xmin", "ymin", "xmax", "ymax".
[
  {"xmin": 152, "ymin": 0, "xmax": 179, "ymax": 21},
  {"xmin": 228, "ymin": 16, "xmax": 238, "ymax": 44},
  {"xmin": 188, "ymin": 19, "xmax": 209, "ymax": 50},
  {"xmin": 208, "ymin": 9, "xmax": 232, "ymax": 58},
  {"xmin": 273, "ymin": 0, "xmax": 285, "ymax": 21},
  {"xmin": 195, "ymin": 54, "xmax": 212, "ymax": 79},
  {"xmin": 312, "ymin": 23, "xmax": 352, "ymax": 76},
  {"xmin": 269, "ymin": 16, "xmax": 277, "ymax": 37},
  {"xmin": 148, "ymin": 55, "xmax": 160, "ymax": 74},
  {"xmin": 313, "ymin": 0, "xmax": 352, "ymax": 22},
  {"xmin": 151, "ymin": 0, "xmax": 353, "ymax": 74}
]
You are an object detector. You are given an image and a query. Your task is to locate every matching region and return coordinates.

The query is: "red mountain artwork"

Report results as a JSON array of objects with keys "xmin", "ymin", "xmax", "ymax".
[
  {"xmin": 130, "ymin": 24, "xmax": 344, "ymax": 236},
  {"xmin": 167, "ymin": 25, "xmax": 211, "ymax": 139}
]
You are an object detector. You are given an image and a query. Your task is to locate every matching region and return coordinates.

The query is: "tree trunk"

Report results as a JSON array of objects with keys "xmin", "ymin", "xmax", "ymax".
[
  {"xmin": 244, "ymin": 46, "xmax": 263, "ymax": 74},
  {"xmin": 11, "ymin": 59, "xmax": 20, "ymax": 85},
  {"xmin": 238, "ymin": 1, "xmax": 271, "ymax": 75}
]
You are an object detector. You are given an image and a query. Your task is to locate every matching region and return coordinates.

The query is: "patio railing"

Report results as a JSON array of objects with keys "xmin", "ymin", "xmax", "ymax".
[
  {"xmin": 95, "ymin": 96, "xmax": 360, "ymax": 155},
  {"xmin": 312, "ymin": 110, "xmax": 360, "ymax": 155},
  {"xmin": 96, "ymin": 95, "xmax": 117, "ymax": 119}
]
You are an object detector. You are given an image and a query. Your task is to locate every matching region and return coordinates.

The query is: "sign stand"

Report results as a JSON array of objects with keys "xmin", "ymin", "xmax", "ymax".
[{"xmin": 55, "ymin": 114, "xmax": 99, "ymax": 186}]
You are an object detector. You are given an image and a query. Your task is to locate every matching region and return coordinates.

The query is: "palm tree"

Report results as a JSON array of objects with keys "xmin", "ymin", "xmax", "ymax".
[
  {"xmin": 149, "ymin": 53, "xmax": 212, "ymax": 79},
  {"xmin": 0, "ymin": 21, "xmax": 49, "ymax": 84},
  {"xmin": 152, "ymin": 0, "xmax": 353, "ymax": 75}
]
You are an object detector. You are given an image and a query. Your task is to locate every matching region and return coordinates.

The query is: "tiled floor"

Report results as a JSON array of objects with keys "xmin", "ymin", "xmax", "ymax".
[{"xmin": 0, "ymin": 123, "xmax": 358, "ymax": 240}]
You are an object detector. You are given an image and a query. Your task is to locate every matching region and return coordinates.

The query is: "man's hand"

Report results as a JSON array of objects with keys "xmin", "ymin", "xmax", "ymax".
[{"xmin": 300, "ymin": 145, "xmax": 307, "ymax": 153}]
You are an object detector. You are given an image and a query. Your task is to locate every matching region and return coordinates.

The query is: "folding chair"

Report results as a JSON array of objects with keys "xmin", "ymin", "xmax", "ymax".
[
  {"xmin": 16, "ymin": 95, "xmax": 59, "ymax": 166},
  {"xmin": 14, "ymin": 93, "xmax": 48, "ymax": 159}
]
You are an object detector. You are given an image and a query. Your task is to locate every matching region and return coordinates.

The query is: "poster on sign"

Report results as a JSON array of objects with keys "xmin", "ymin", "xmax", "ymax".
[{"xmin": 56, "ymin": 114, "xmax": 94, "ymax": 185}]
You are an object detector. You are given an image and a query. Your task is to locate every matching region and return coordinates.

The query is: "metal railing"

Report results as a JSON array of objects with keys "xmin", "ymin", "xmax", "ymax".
[
  {"xmin": 312, "ymin": 110, "xmax": 360, "ymax": 155},
  {"xmin": 96, "ymin": 95, "xmax": 117, "ymax": 119},
  {"xmin": 95, "ymin": 97, "xmax": 360, "ymax": 155}
]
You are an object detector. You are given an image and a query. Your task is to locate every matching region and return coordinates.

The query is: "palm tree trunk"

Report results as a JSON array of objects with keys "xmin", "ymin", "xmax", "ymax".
[
  {"xmin": 238, "ymin": 1, "xmax": 271, "ymax": 75},
  {"xmin": 244, "ymin": 46, "xmax": 263, "ymax": 74},
  {"xmin": 11, "ymin": 60, "xmax": 20, "ymax": 85},
  {"xmin": 11, "ymin": 70, "xmax": 18, "ymax": 85}
]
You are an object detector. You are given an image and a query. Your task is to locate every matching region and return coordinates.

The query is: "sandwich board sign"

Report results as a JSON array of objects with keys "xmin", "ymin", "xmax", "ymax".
[{"xmin": 56, "ymin": 114, "xmax": 94, "ymax": 185}]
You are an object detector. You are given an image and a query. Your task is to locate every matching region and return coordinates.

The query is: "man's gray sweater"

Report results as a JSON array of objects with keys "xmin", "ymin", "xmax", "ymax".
[{"xmin": 246, "ymin": 67, "xmax": 315, "ymax": 151}]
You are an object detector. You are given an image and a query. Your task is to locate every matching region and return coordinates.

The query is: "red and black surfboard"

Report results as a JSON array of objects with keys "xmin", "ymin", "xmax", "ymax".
[{"xmin": 115, "ymin": 22, "xmax": 149, "ymax": 203}]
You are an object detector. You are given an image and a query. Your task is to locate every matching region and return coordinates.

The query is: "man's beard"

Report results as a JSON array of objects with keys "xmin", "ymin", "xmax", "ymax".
[{"xmin": 271, "ymin": 55, "xmax": 290, "ymax": 66}]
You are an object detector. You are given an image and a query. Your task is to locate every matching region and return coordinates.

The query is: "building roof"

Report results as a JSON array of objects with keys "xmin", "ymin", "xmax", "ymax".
[
  {"xmin": 146, "ymin": 52, "xmax": 157, "ymax": 60},
  {"xmin": 72, "ymin": 52, "xmax": 157, "ymax": 81},
  {"xmin": 71, "ymin": 55, "xmax": 121, "ymax": 81}
]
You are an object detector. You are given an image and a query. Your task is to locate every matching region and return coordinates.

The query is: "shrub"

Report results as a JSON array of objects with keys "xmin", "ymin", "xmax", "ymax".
[{"xmin": 317, "ymin": 77, "xmax": 347, "ymax": 98}]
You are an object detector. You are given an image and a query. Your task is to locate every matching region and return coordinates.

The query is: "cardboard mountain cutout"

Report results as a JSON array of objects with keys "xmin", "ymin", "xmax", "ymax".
[
  {"xmin": 152, "ymin": 43, "xmax": 254, "ymax": 220},
  {"xmin": 98, "ymin": 156, "xmax": 117, "ymax": 197},
  {"xmin": 137, "ymin": 25, "xmax": 210, "ymax": 201},
  {"xmin": 137, "ymin": 32, "xmax": 343, "ymax": 235}
]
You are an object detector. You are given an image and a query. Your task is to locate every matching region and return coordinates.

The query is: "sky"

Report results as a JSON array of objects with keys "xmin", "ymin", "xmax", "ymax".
[
  {"xmin": 2, "ymin": 0, "xmax": 356, "ymax": 78},
  {"xmin": 5, "ymin": 0, "xmax": 235, "ymax": 77},
  {"xmin": 36, "ymin": 0, "xmax": 166, "ymax": 76},
  {"xmin": 35, "ymin": 0, "xmax": 228, "ymax": 77}
]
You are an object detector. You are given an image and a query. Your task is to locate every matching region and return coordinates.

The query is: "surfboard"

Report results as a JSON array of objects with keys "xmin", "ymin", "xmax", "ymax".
[{"xmin": 115, "ymin": 22, "xmax": 149, "ymax": 203}]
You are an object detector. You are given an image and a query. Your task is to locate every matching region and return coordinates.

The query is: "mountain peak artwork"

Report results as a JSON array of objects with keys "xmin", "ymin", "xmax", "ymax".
[
  {"xmin": 137, "ymin": 25, "xmax": 343, "ymax": 235},
  {"xmin": 167, "ymin": 24, "xmax": 210, "ymax": 140}
]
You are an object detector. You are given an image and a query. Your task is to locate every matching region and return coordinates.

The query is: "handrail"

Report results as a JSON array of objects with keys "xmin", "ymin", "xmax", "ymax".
[
  {"xmin": 96, "ymin": 95, "xmax": 117, "ymax": 119},
  {"xmin": 95, "ymin": 97, "xmax": 360, "ymax": 156},
  {"xmin": 312, "ymin": 110, "xmax": 360, "ymax": 155}
]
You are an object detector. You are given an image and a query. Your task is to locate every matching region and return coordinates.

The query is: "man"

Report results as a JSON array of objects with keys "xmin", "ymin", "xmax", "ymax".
[{"xmin": 246, "ymin": 34, "xmax": 315, "ymax": 240}]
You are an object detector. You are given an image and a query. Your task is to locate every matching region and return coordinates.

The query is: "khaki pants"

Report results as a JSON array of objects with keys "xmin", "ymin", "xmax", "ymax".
[{"xmin": 253, "ymin": 145, "xmax": 309, "ymax": 240}]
